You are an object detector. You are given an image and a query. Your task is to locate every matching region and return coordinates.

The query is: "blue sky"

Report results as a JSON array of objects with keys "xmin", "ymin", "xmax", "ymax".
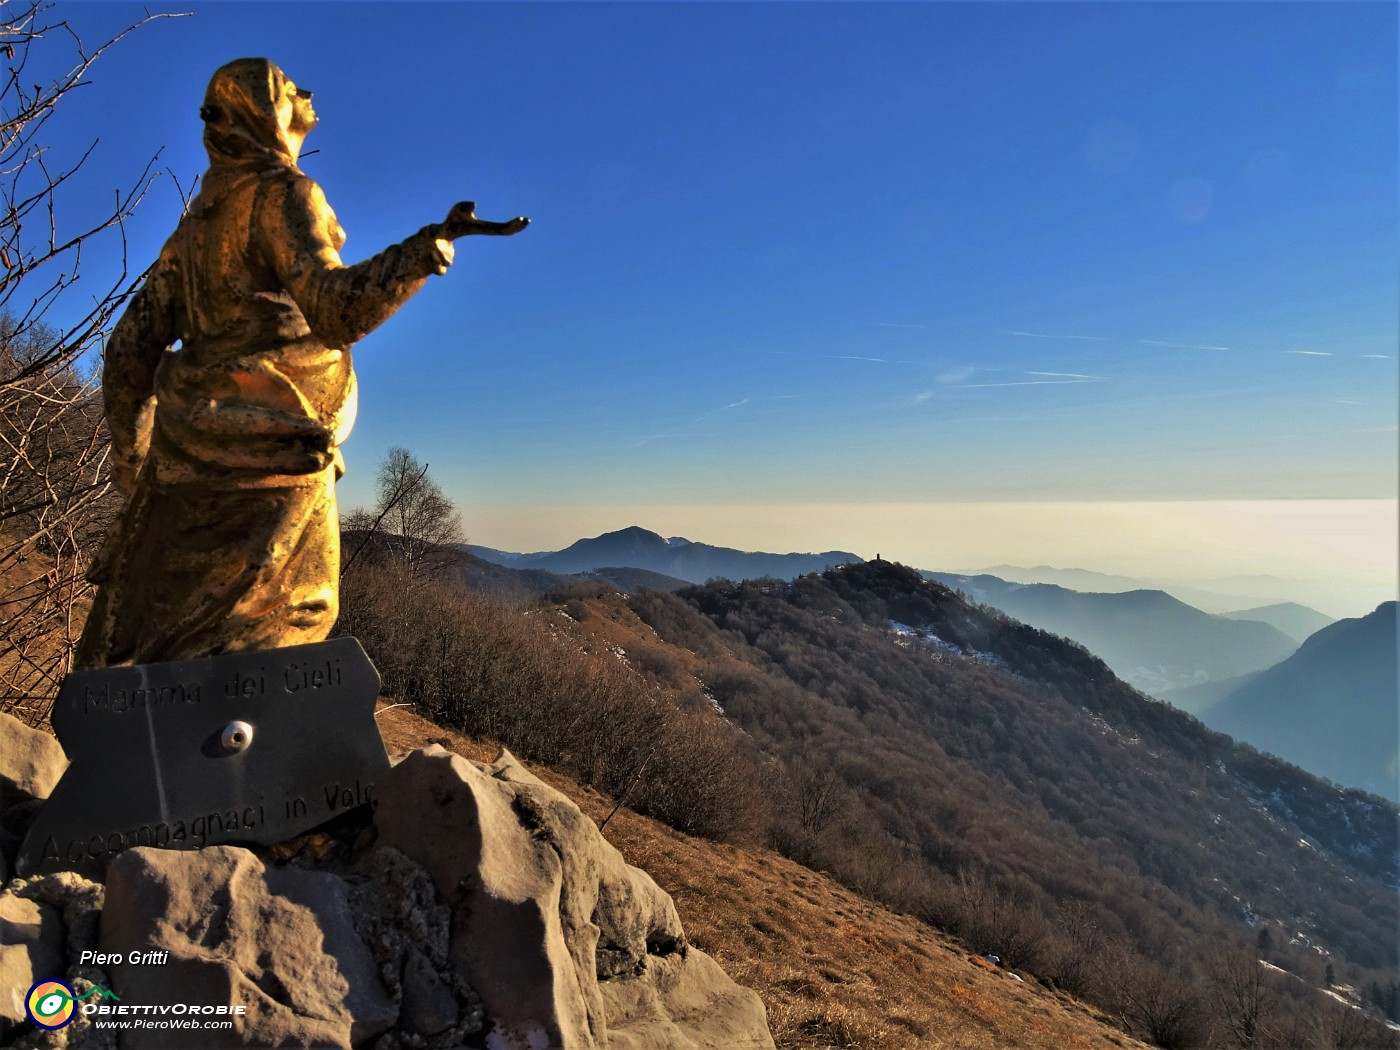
[{"xmin": 25, "ymin": 2, "xmax": 1400, "ymax": 607}]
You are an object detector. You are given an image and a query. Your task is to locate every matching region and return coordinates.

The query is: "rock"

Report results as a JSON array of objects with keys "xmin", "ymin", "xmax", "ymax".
[
  {"xmin": 0, "ymin": 711, "xmax": 67, "ymax": 803},
  {"xmin": 375, "ymin": 746, "xmax": 774, "ymax": 1050},
  {"xmin": 1, "ymin": 799, "xmax": 42, "ymax": 871},
  {"xmin": 0, "ymin": 893, "xmax": 65, "ymax": 1034},
  {"xmin": 601, "ymin": 948, "xmax": 777, "ymax": 1050},
  {"xmin": 15, "ymin": 870, "xmax": 106, "ymax": 964},
  {"xmin": 401, "ymin": 949, "xmax": 458, "ymax": 1036},
  {"xmin": 100, "ymin": 845, "xmax": 396, "ymax": 1048},
  {"xmin": 376, "ymin": 746, "xmax": 598, "ymax": 1048},
  {"xmin": 5, "ymin": 870, "xmax": 111, "ymax": 1048},
  {"xmin": 346, "ymin": 845, "xmax": 484, "ymax": 1047}
]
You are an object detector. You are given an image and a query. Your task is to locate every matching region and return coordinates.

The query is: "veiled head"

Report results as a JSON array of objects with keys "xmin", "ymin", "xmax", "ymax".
[{"xmin": 200, "ymin": 58, "xmax": 317, "ymax": 167}]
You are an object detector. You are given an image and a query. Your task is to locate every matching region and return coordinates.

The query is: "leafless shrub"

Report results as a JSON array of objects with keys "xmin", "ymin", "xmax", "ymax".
[
  {"xmin": 944, "ymin": 868, "xmax": 1050, "ymax": 972},
  {"xmin": 337, "ymin": 559, "xmax": 768, "ymax": 842},
  {"xmin": 1311, "ymin": 1002, "xmax": 1400, "ymax": 1050},
  {"xmin": 0, "ymin": 318, "xmax": 114, "ymax": 721},
  {"xmin": 1111, "ymin": 953, "xmax": 1211, "ymax": 1049},
  {"xmin": 1208, "ymin": 950, "xmax": 1276, "ymax": 1049},
  {"xmin": 0, "ymin": 3, "xmax": 182, "ymax": 725},
  {"xmin": 1040, "ymin": 899, "xmax": 1109, "ymax": 1000}
]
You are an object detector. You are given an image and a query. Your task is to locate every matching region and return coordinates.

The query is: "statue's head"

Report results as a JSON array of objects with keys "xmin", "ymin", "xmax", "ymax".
[{"xmin": 200, "ymin": 58, "xmax": 317, "ymax": 167}]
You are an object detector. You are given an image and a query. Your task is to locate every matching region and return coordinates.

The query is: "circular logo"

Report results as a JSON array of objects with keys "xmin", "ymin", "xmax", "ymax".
[{"xmin": 26, "ymin": 980, "xmax": 77, "ymax": 1030}]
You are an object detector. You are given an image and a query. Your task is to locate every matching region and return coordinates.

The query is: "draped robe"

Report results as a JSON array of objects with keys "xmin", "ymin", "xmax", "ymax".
[{"xmin": 76, "ymin": 59, "xmax": 452, "ymax": 667}]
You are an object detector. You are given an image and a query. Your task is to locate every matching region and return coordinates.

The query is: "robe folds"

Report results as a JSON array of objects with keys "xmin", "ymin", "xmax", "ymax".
[{"xmin": 76, "ymin": 58, "xmax": 451, "ymax": 667}]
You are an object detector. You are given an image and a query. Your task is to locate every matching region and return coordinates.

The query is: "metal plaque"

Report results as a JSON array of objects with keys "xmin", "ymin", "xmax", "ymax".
[{"xmin": 18, "ymin": 637, "xmax": 388, "ymax": 879}]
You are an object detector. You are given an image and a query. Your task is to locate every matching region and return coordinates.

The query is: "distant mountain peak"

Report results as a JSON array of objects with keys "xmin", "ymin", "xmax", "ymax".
[
  {"xmin": 609, "ymin": 525, "xmax": 666, "ymax": 542},
  {"xmin": 467, "ymin": 525, "xmax": 861, "ymax": 584},
  {"xmin": 1204, "ymin": 600, "xmax": 1397, "ymax": 800},
  {"xmin": 1219, "ymin": 602, "xmax": 1335, "ymax": 645}
]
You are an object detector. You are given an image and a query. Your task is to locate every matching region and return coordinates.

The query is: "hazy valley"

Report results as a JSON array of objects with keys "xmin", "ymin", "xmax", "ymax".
[{"xmin": 465, "ymin": 525, "xmax": 1393, "ymax": 800}]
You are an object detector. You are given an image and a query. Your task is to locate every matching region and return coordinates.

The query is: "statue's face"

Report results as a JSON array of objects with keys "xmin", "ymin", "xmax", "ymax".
[{"xmin": 283, "ymin": 79, "xmax": 317, "ymax": 137}]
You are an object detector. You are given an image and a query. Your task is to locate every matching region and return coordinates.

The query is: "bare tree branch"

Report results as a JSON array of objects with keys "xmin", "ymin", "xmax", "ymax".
[{"xmin": 0, "ymin": 2, "xmax": 186, "ymax": 726}]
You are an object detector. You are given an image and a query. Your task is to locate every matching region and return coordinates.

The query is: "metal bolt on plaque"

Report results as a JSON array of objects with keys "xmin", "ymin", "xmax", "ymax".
[{"xmin": 221, "ymin": 721, "xmax": 255, "ymax": 754}]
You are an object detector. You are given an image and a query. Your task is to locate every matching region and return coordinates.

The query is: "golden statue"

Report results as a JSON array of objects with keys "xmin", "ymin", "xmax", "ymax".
[{"xmin": 75, "ymin": 58, "xmax": 527, "ymax": 668}]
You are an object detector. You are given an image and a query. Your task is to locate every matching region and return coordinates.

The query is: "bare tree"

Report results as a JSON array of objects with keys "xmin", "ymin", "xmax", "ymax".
[
  {"xmin": 1210, "ymin": 950, "xmax": 1274, "ymax": 1049},
  {"xmin": 1109, "ymin": 952, "xmax": 1211, "ymax": 1050},
  {"xmin": 0, "ymin": 2, "xmax": 181, "ymax": 724},
  {"xmin": 343, "ymin": 446, "xmax": 463, "ymax": 578},
  {"xmin": 792, "ymin": 749, "xmax": 847, "ymax": 838},
  {"xmin": 1045, "ymin": 899, "xmax": 1108, "ymax": 998},
  {"xmin": 0, "ymin": 2, "xmax": 180, "ymax": 386},
  {"xmin": 1312, "ymin": 1002, "xmax": 1397, "ymax": 1050}
]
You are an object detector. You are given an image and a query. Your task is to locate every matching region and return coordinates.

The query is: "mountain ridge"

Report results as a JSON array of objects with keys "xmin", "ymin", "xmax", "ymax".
[
  {"xmin": 466, "ymin": 525, "xmax": 863, "ymax": 583},
  {"xmin": 981, "ymin": 563, "xmax": 1338, "ymax": 616},
  {"xmin": 922, "ymin": 570, "xmax": 1298, "ymax": 701},
  {"xmin": 1203, "ymin": 601, "xmax": 1398, "ymax": 800},
  {"xmin": 340, "ymin": 546, "xmax": 1400, "ymax": 1042},
  {"xmin": 1219, "ymin": 602, "xmax": 1335, "ymax": 644}
]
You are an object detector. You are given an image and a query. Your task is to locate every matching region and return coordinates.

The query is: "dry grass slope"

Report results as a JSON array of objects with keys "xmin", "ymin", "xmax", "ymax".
[{"xmin": 376, "ymin": 702, "xmax": 1151, "ymax": 1050}]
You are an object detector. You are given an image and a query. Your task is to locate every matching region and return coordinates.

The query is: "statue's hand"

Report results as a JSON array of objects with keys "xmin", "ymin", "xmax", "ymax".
[{"xmin": 442, "ymin": 202, "xmax": 530, "ymax": 239}]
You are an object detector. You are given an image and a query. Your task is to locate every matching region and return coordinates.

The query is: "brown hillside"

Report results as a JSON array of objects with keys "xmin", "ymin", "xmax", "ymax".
[{"xmin": 376, "ymin": 701, "xmax": 1149, "ymax": 1050}]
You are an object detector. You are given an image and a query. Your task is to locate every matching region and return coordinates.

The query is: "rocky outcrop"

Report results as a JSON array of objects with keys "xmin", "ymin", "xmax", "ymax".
[
  {"xmin": 375, "ymin": 746, "xmax": 774, "ymax": 1050},
  {"xmin": 100, "ymin": 846, "xmax": 396, "ymax": 1048},
  {"xmin": 1, "ymin": 743, "xmax": 772, "ymax": 1050},
  {"xmin": 0, "ymin": 895, "xmax": 64, "ymax": 1035},
  {"xmin": 0, "ymin": 870, "xmax": 107, "ymax": 1048},
  {"xmin": 0, "ymin": 713, "xmax": 68, "ymax": 882},
  {"xmin": 347, "ymin": 844, "xmax": 484, "ymax": 1047},
  {"xmin": 0, "ymin": 714, "xmax": 67, "ymax": 804}
]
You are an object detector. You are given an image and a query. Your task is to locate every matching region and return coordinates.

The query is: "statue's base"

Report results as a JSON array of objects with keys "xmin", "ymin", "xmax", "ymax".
[{"xmin": 17, "ymin": 637, "xmax": 388, "ymax": 879}]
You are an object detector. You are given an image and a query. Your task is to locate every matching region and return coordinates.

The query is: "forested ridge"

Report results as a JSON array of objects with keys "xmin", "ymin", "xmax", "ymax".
[
  {"xmin": 629, "ymin": 564, "xmax": 1397, "ymax": 970},
  {"xmin": 335, "ymin": 530, "xmax": 1399, "ymax": 1047}
]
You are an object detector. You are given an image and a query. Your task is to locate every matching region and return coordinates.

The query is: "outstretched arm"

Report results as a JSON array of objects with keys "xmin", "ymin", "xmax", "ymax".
[
  {"xmin": 439, "ymin": 201, "xmax": 530, "ymax": 239},
  {"xmin": 266, "ymin": 177, "xmax": 527, "ymax": 350}
]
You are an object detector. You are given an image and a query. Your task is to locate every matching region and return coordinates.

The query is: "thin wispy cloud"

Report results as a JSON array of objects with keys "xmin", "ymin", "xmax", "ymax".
[
  {"xmin": 1333, "ymin": 399, "xmax": 1365, "ymax": 405},
  {"xmin": 1140, "ymin": 339, "xmax": 1231, "ymax": 351},
  {"xmin": 1285, "ymin": 350, "xmax": 1333, "ymax": 357},
  {"xmin": 1004, "ymin": 330, "xmax": 1109, "ymax": 341},
  {"xmin": 959, "ymin": 378, "xmax": 1105, "ymax": 388},
  {"xmin": 765, "ymin": 350, "xmax": 914, "ymax": 365},
  {"xmin": 917, "ymin": 368, "xmax": 1106, "ymax": 397},
  {"xmin": 937, "ymin": 366, "xmax": 977, "ymax": 385},
  {"xmin": 863, "ymin": 321, "xmax": 928, "ymax": 329},
  {"xmin": 624, "ymin": 394, "xmax": 798, "ymax": 449},
  {"xmin": 1361, "ymin": 354, "xmax": 1392, "ymax": 359}
]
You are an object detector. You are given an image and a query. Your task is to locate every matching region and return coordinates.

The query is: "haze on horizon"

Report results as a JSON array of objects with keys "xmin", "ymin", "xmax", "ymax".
[
  {"xmin": 462, "ymin": 498, "xmax": 1395, "ymax": 621},
  {"xmin": 39, "ymin": 2, "xmax": 1399, "ymax": 620}
]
